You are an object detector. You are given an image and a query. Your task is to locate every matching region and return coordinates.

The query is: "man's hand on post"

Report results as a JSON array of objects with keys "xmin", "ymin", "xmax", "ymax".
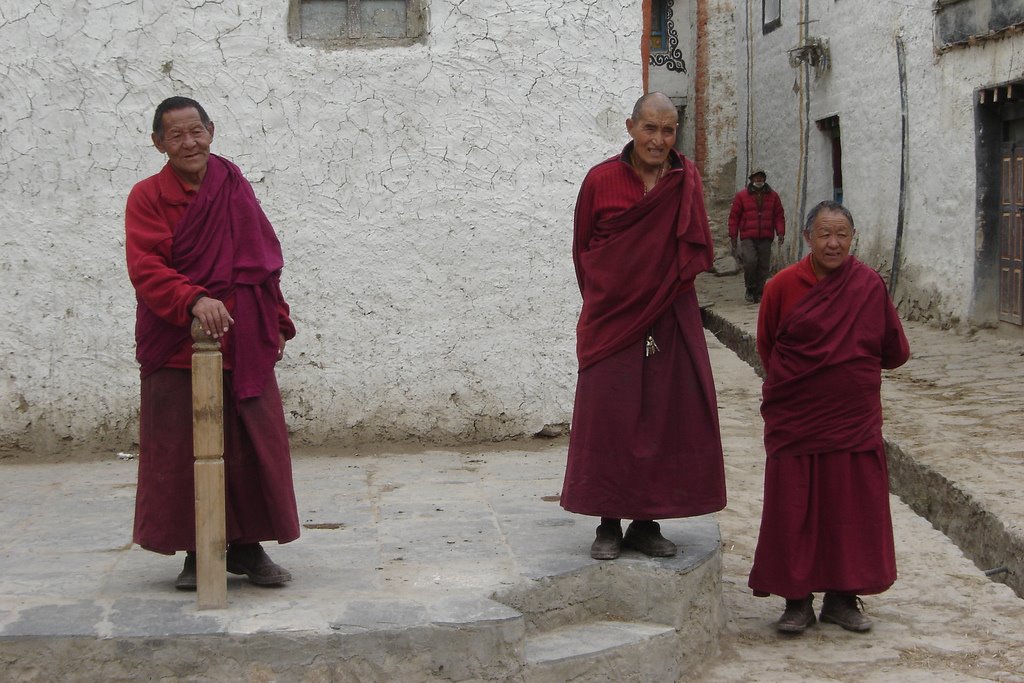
[
  {"xmin": 192, "ymin": 296, "xmax": 234, "ymax": 339},
  {"xmin": 778, "ymin": 235, "xmax": 785, "ymax": 246},
  {"xmin": 277, "ymin": 333, "xmax": 286, "ymax": 361}
]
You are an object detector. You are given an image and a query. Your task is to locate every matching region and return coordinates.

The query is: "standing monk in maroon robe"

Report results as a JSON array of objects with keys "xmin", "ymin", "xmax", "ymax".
[
  {"xmin": 748, "ymin": 200, "xmax": 910, "ymax": 633},
  {"xmin": 125, "ymin": 97, "xmax": 300, "ymax": 589},
  {"xmin": 561, "ymin": 92, "xmax": 727, "ymax": 560}
]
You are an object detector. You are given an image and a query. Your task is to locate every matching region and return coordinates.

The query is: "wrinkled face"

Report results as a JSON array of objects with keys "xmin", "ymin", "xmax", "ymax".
[
  {"xmin": 751, "ymin": 173, "xmax": 766, "ymax": 188},
  {"xmin": 805, "ymin": 210, "xmax": 855, "ymax": 277},
  {"xmin": 152, "ymin": 107, "xmax": 214, "ymax": 186},
  {"xmin": 626, "ymin": 105, "xmax": 677, "ymax": 170}
]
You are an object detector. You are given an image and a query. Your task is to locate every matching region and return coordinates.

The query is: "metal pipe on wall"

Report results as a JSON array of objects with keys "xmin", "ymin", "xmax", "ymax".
[
  {"xmin": 796, "ymin": 0, "xmax": 811, "ymax": 258},
  {"xmin": 890, "ymin": 34, "xmax": 909, "ymax": 295}
]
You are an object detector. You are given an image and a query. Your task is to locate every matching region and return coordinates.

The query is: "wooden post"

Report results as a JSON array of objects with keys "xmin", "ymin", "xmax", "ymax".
[{"xmin": 191, "ymin": 318, "xmax": 227, "ymax": 609}]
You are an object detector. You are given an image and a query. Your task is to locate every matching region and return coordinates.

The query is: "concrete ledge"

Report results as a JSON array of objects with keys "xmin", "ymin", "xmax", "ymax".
[
  {"xmin": 0, "ymin": 452, "xmax": 724, "ymax": 681},
  {"xmin": 700, "ymin": 305, "xmax": 763, "ymax": 378},
  {"xmin": 0, "ymin": 536, "xmax": 723, "ymax": 682},
  {"xmin": 884, "ymin": 441, "xmax": 1024, "ymax": 597},
  {"xmin": 525, "ymin": 622, "xmax": 682, "ymax": 683}
]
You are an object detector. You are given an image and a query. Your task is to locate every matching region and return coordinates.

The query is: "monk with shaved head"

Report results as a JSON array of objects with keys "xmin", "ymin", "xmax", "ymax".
[{"xmin": 560, "ymin": 92, "xmax": 727, "ymax": 559}]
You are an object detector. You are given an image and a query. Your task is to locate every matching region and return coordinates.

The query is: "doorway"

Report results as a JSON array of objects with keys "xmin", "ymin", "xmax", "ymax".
[
  {"xmin": 975, "ymin": 81, "xmax": 1024, "ymax": 329},
  {"xmin": 999, "ymin": 141, "xmax": 1024, "ymax": 324}
]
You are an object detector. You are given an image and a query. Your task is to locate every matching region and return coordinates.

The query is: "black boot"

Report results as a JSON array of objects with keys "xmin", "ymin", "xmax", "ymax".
[
  {"xmin": 175, "ymin": 551, "xmax": 197, "ymax": 591},
  {"xmin": 226, "ymin": 543, "xmax": 292, "ymax": 586},
  {"xmin": 776, "ymin": 595, "xmax": 815, "ymax": 633}
]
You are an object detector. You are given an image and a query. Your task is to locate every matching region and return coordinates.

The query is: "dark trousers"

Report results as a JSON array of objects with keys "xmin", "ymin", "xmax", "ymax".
[{"xmin": 740, "ymin": 238, "xmax": 773, "ymax": 299}]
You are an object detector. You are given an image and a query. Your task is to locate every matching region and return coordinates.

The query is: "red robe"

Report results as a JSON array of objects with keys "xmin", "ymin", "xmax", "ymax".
[
  {"xmin": 748, "ymin": 255, "xmax": 909, "ymax": 598},
  {"xmin": 125, "ymin": 156, "xmax": 300, "ymax": 554},
  {"xmin": 560, "ymin": 144, "xmax": 727, "ymax": 520}
]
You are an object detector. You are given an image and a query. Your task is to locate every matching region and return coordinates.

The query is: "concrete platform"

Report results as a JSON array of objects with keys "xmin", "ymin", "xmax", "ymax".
[{"xmin": 0, "ymin": 448, "xmax": 723, "ymax": 682}]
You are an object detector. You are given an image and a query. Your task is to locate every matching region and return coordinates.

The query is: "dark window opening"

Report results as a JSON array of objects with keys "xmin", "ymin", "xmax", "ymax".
[
  {"xmin": 817, "ymin": 115, "xmax": 843, "ymax": 203},
  {"xmin": 763, "ymin": 0, "xmax": 781, "ymax": 35}
]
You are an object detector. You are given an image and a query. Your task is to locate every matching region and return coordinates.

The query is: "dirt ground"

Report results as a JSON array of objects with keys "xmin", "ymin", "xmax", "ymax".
[{"xmin": 693, "ymin": 334, "xmax": 1024, "ymax": 682}]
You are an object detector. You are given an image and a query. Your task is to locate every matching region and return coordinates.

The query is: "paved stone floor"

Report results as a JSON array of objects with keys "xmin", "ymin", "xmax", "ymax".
[{"xmin": 1, "ymin": 270, "xmax": 1022, "ymax": 681}]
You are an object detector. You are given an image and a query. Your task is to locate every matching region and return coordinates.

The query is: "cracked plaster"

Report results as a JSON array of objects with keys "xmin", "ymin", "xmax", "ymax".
[{"xmin": 0, "ymin": 0, "xmax": 644, "ymax": 453}]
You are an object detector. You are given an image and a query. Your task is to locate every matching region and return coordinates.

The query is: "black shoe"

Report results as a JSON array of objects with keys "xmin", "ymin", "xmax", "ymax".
[
  {"xmin": 622, "ymin": 520, "xmax": 677, "ymax": 557},
  {"xmin": 226, "ymin": 543, "xmax": 292, "ymax": 586},
  {"xmin": 175, "ymin": 551, "xmax": 197, "ymax": 591},
  {"xmin": 590, "ymin": 521, "xmax": 623, "ymax": 560},
  {"xmin": 820, "ymin": 593, "xmax": 872, "ymax": 632},
  {"xmin": 776, "ymin": 595, "xmax": 815, "ymax": 633}
]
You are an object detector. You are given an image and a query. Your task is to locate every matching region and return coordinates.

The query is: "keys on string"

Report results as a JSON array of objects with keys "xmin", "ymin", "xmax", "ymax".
[{"xmin": 645, "ymin": 334, "xmax": 660, "ymax": 358}]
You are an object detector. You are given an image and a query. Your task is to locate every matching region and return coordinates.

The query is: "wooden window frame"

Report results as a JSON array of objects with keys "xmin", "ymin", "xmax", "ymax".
[{"xmin": 288, "ymin": 0, "xmax": 426, "ymax": 49}]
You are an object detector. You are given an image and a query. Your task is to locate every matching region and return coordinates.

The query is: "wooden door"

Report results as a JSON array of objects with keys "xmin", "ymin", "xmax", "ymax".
[{"xmin": 999, "ymin": 144, "xmax": 1024, "ymax": 324}]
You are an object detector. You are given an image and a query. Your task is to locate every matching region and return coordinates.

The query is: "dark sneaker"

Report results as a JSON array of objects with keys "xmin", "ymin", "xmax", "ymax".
[
  {"xmin": 175, "ymin": 551, "xmax": 197, "ymax": 591},
  {"xmin": 590, "ymin": 522, "xmax": 623, "ymax": 560},
  {"xmin": 776, "ymin": 595, "xmax": 815, "ymax": 633},
  {"xmin": 226, "ymin": 543, "xmax": 292, "ymax": 586},
  {"xmin": 622, "ymin": 520, "xmax": 677, "ymax": 557},
  {"xmin": 820, "ymin": 593, "xmax": 873, "ymax": 632}
]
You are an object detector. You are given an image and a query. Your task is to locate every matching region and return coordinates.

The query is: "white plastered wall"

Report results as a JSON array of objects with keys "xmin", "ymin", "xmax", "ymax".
[{"xmin": 0, "ymin": 0, "xmax": 644, "ymax": 453}]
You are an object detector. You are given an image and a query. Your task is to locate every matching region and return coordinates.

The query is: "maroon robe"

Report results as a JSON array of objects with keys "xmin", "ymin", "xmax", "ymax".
[
  {"xmin": 125, "ymin": 155, "xmax": 300, "ymax": 554},
  {"xmin": 133, "ymin": 155, "xmax": 286, "ymax": 400},
  {"xmin": 748, "ymin": 256, "xmax": 910, "ymax": 598},
  {"xmin": 560, "ymin": 144, "xmax": 727, "ymax": 520}
]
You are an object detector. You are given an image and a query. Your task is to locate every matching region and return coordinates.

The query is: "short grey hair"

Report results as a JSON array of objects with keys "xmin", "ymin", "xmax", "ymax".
[{"xmin": 803, "ymin": 200, "xmax": 855, "ymax": 235}]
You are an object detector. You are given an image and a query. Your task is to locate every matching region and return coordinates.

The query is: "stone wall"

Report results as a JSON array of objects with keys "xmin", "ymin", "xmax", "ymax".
[{"xmin": 0, "ymin": 0, "xmax": 644, "ymax": 454}]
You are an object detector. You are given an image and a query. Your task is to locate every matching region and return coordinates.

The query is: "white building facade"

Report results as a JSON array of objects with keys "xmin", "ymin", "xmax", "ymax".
[
  {"xmin": 0, "ymin": 0, "xmax": 649, "ymax": 453},
  {"xmin": 734, "ymin": 0, "xmax": 1024, "ymax": 333}
]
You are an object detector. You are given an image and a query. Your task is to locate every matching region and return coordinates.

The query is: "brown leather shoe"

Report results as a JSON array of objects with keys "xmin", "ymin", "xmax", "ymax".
[
  {"xmin": 590, "ymin": 522, "xmax": 623, "ymax": 560},
  {"xmin": 174, "ymin": 551, "xmax": 197, "ymax": 591},
  {"xmin": 776, "ymin": 595, "xmax": 815, "ymax": 633},
  {"xmin": 820, "ymin": 593, "xmax": 872, "ymax": 632},
  {"xmin": 622, "ymin": 520, "xmax": 677, "ymax": 557},
  {"xmin": 226, "ymin": 543, "xmax": 292, "ymax": 586}
]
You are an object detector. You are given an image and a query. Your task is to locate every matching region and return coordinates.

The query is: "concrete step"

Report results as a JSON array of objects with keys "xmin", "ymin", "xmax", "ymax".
[
  {"xmin": 0, "ymin": 452, "xmax": 726, "ymax": 682},
  {"xmin": 526, "ymin": 620, "xmax": 675, "ymax": 665},
  {"xmin": 493, "ymin": 517, "xmax": 724, "ymax": 638},
  {"xmin": 525, "ymin": 619, "xmax": 682, "ymax": 682}
]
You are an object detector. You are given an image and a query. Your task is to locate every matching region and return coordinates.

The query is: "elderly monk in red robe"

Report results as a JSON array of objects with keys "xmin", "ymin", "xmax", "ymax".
[
  {"xmin": 561, "ymin": 92, "xmax": 727, "ymax": 560},
  {"xmin": 748, "ymin": 200, "xmax": 910, "ymax": 633},
  {"xmin": 125, "ymin": 97, "xmax": 300, "ymax": 590}
]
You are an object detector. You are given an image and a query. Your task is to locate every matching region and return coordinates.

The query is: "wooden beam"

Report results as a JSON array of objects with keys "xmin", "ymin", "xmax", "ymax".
[{"xmin": 191, "ymin": 319, "xmax": 227, "ymax": 610}]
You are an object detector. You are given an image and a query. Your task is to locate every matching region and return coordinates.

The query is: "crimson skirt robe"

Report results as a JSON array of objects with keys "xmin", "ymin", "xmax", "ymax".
[
  {"xmin": 561, "ymin": 289, "xmax": 727, "ymax": 520},
  {"xmin": 133, "ymin": 368, "xmax": 300, "ymax": 554}
]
